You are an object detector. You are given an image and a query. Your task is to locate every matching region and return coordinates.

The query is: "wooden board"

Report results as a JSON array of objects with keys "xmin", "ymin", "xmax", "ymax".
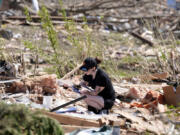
[
  {"xmin": 44, "ymin": 112, "xmax": 100, "ymax": 127},
  {"xmin": 61, "ymin": 125, "xmax": 95, "ymax": 133}
]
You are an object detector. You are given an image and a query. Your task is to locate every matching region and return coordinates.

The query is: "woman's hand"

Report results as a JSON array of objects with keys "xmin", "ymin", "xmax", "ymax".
[
  {"xmin": 80, "ymin": 89, "xmax": 90, "ymax": 95},
  {"xmin": 80, "ymin": 81, "xmax": 88, "ymax": 87},
  {"xmin": 90, "ymin": 86, "xmax": 104, "ymax": 96}
]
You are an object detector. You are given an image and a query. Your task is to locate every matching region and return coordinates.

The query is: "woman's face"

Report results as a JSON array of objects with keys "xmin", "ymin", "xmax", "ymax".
[{"xmin": 84, "ymin": 67, "xmax": 95, "ymax": 75}]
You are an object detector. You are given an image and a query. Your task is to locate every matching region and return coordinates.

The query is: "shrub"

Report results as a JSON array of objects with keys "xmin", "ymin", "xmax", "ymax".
[{"xmin": 0, "ymin": 102, "xmax": 64, "ymax": 135}]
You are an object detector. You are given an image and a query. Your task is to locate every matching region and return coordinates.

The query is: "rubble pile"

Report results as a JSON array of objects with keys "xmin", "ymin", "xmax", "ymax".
[
  {"xmin": 0, "ymin": 0, "xmax": 179, "ymax": 135},
  {"xmin": 0, "ymin": 73, "xmax": 179, "ymax": 134},
  {"xmin": 7, "ymin": 74, "xmax": 59, "ymax": 94}
]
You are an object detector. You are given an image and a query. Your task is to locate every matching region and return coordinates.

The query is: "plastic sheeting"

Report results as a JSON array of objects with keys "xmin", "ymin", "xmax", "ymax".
[
  {"xmin": 69, "ymin": 126, "xmax": 120, "ymax": 135},
  {"xmin": 32, "ymin": 0, "xmax": 39, "ymax": 12}
]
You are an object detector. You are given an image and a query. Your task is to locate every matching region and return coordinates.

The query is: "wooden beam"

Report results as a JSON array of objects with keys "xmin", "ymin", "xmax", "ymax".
[
  {"xmin": 3, "ymin": 14, "xmax": 178, "ymax": 25},
  {"xmin": 44, "ymin": 112, "xmax": 100, "ymax": 127},
  {"xmin": 62, "ymin": 64, "xmax": 81, "ymax": 80},
  {"xmin": 61, "ymin": 125, "xmax": 95, "ymax": 133}
]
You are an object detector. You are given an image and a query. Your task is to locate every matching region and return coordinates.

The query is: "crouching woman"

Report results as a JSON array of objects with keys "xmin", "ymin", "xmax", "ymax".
[{"xmin": 79, "ymin": 57, "xmax": 115, "ymax": 114}]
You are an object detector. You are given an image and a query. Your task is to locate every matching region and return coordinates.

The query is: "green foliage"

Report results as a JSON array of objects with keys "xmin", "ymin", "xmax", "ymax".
[
  {"xmin": 0, "ymin": 102, "xmax": 64, "ymax": 135},
  {"xmin": 24, "ymin": 41, "xmax": 50, "ymax": 62},
  {"xmin": 166, "ymin": 105, "xmax": 180, "ymax": 131},
  {"xmin": 37, "ymin": 4, "xmax": 83, "ymax": 77},
  {"xmin": 160, "ymin": 50, "xmax": 167, "ymax": 62},
  {"xmin": 0, "ymin": 39, "xmax": 14, "ymax": 62},
  {"xmin": 168, "ymin": 105, "xmax": 176, "ymax": 109},
  {"xmin": 175, "ymin": 40, "xmax": 180, "ymax": 45},
  {"xmin": 23, "ymin": 0, "xmax": 119, "ymax": 79},
  {"xmin": 39, "ymin": 6, "xmax": 62, "ymax": 62},
  {"xmin": 44, "ymin": 66, "xmax": 60, "ymax": 75},
  {"xmin": 24, "ymin": 7, "xmax": 32, "ymax": 22},
  {"xmin": 120, "ymin": 55, "xmax": 143, "ymax": 64},
  {"xmin": 35, "ymin": 6, "xmax": 65, "ymax": 77},
  {"xmin": 102, "ymin": 58, "xmax": 140, "ymax": 80},
  {"xmin": 0, "ymin": 39, "xmax": 6, "ymax": 60}
]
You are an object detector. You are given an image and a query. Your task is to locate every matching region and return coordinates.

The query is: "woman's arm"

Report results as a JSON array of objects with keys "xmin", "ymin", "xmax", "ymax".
[
  {"xmin": 90, "ymin": 86, "xmax": 104, "ymax": 96},
  {"xmin": 80, "ymin": 80, "xmax": 88, "ymax": 86},
  {"xmin": 79, "ymin": 81, "xmax": 90, "ymax": 95}
]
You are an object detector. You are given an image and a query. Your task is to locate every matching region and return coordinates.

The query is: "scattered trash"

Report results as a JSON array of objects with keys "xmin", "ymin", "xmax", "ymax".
[
  {"xmin": 43, "ymin": 95, "xmax": 53, "ymax": 109},
  {"xmin": 69, "ymin": 126, "xmax": 114, "ymax": 135},
  {"xmin": 0, "ymin": 74, "xmax": 178, "ymax": 135},
  {"xmin": 13, "ymin": 33, "xmax": 22, "ymax": 39},
  {"xmin": 0, "ymin": 29, "xmax": 13, "ymax": 40},
  {"xmin": 0, "ymin": 60, "xmax": 19, "ymax": 77},
  {"xmin": 55, "ymin": 107, "xmax": 77, "ymax": 114},
  {"xmin": 32, "ymin": 0, "xmax": 39, "ymax": 13}
]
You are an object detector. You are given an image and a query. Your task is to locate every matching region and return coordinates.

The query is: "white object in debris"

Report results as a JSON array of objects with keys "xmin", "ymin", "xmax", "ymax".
[
  {"xmin": 43, "ymin": 96, "xmax": 52, "ymax": 109},
  {"xmin": 173, "ymin": 87, "xmax": 176, "ymax": 92},
  {"xmin": 32, "ymin": 0, "xmax": 39, "ymax": 13},
  {"xmin": 141, "ymin": 28, "xmax": 154, "ymax": 41},
  {"xmin": 30, "ymin": 102, "xmax": 44, "ymax": 109},
  {"xmin": 13, "ymin": 33, "xmax": 22, "ymax": 39}
]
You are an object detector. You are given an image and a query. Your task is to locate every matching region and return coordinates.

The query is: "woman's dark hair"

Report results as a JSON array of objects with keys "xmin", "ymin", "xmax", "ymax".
[
  {"xmin": 79, "ymin": 57, "xmax": 102, "ymax": 71},
  {"xmin": 95, "ymin": 57, "xmax": 101, "ymax": 65}
]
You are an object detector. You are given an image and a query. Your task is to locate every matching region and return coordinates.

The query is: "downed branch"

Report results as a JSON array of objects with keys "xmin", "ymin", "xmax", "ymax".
[
  {"xmin": 62, "ymin": 64, "xmax": 81, "ymax": 80},
  {"xmin": 130, "ymin": 31, "xmax": 154, "ymax": 46}
]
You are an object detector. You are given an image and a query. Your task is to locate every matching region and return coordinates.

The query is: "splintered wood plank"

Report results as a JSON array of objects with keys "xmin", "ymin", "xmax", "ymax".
[
  {"xmin": 61, "ymin": 125, "xmax": 95, "ymax": 133},
  {"xmin": 98, "ymin": 115, "xmax": 126, "ymax": 127},
  {"xmin": 44, "ymin": 112, "xmax": 100, "ymax": 127},
  {"xmin": 113, "ymin": 110, "xmax": 168, "ymax": 134}
]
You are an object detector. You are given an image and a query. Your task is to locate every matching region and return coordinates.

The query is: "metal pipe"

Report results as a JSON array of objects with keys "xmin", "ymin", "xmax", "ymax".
[{"xmin": 50, "ymin": 95, "xmax": 87, "ymax": 112}]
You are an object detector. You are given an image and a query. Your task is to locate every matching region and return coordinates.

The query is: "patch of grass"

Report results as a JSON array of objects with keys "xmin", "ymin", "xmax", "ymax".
[
  {"xmin": 0, "ymin": 38, "xmax": 15, "ymax": 63},
  {"xmin": 175, "ymin": 40, "xmax": 180, "ymax": 45},
  {"xmin": 102, "ymin": 58, "xmax": 141, "ymax": 80},
  {"xmin": 96, "ymin": 32, "xmax": 133, "ymax": 47},
  {"xmin": 43, "ymin": 66, "xmax": 59, "ymax": 75},
  {"xmin": 120, "ymin": 55, "xmax": 144, "ymax": 64},
  {"xmin": 165, "ymin": 105, "xmax": 180, "ymax": 132},
  {"xmin": 146, "ymin": 58, "xmax": 158, "ymax": 63}
]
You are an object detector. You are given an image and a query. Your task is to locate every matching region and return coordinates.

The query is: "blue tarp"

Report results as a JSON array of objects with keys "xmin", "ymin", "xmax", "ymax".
[
  {"xmin": 55, "ymin": 107, "xmax": 77, "ymax": 114},
  {"xmin": 167, "ymin": 0, "xmax": 176, "ymax": 8},
  {"xmin": 167, "ymin": 0, "xmax": 180, "ymax": 10}
]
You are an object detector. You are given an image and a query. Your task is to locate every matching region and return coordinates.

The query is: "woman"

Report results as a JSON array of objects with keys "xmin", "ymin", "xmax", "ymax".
[{"xmin": 79, "ymin": 57, "xmax": 115, "ymax": 114}]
